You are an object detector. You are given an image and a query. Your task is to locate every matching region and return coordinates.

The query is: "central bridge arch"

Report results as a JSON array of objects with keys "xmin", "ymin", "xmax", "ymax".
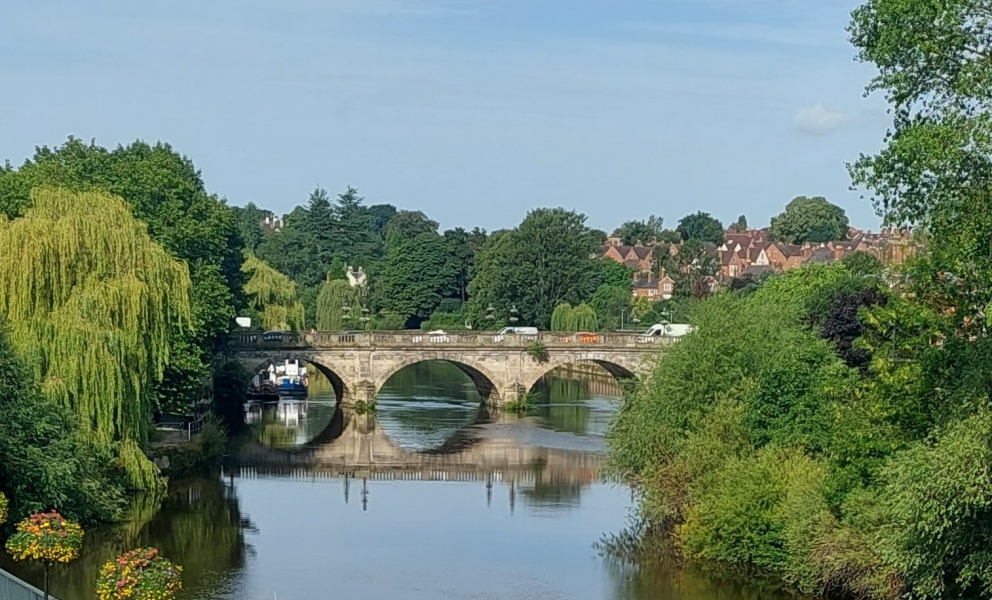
[{"xmin": 372, "ymin": 355, "xmax": 503, "ymax": 405}]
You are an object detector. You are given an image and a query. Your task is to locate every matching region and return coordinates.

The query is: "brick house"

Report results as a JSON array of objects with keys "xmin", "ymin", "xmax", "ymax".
[{"xmin": 601, "ymin": 243, "xmax": 653, "ymax": 275}]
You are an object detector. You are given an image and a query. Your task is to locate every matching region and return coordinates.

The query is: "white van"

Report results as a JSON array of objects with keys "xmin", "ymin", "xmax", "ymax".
[
  {"xmin": 496, "ymin": 326, "xmax": 539, "ymax": 335},
  {"xmin": 641, "ymin": 323, "xmax": 693, "ymax": 338}
]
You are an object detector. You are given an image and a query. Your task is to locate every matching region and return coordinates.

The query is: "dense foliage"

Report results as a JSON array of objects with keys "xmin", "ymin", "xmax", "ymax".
[
  {"xmin": 0, "ymin": 138, "xmax": 246, "ymax": 414},
  {"xmin": 675, "ymin": 211, "xmax": 724, "ymax": 245},
  {"xmin": 467, "ymin": 208, "xmax": 601, "ymax": 328},
  {"xmin": 0, "ymin": 325, "xmax": 126, "ymax": 524},
  {"xmin": 0, "ymin": 188, "xmax": 192, "ymax": 488},
  {"xmin": 769, "ymin": 196, "xmax": 850, "ymax": 244},
  {"xmin": 241, "ymin": 253, "xmax": 305, "ymax": 331}
]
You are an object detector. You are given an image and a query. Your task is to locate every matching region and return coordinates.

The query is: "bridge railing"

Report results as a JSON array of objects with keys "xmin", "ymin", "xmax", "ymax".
[
  {"xmin": 227, "ymin": 330, "xmax": 676, "ymax": 349},
  {"xmin": 0, "ymin": 566, "xmax": 60, "ymax": 600}
]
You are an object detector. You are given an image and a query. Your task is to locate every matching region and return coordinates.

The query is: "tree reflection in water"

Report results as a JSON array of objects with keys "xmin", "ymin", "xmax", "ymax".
[
  {"xmin": 1, "ymin": 477, "xmax": 252, "ymax": 600},
  {"xmin": 599, "ymin": 524, "xmax": 794, "ymax": 600}
]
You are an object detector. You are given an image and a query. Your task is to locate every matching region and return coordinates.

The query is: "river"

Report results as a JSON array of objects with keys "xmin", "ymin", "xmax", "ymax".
[{"xmin": 4, "ymin": 362, "xmax": 790, "ymax": 600}]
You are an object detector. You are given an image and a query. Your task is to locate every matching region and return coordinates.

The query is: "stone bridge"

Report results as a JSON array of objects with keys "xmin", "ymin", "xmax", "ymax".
[{"xmin": 225, "ymin": 330, "xmax": 672, "ymax": 406}]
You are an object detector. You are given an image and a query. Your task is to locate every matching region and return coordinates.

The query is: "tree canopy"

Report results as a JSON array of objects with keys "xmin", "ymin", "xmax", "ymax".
[
  {"xmin": 375, "ymin": 233, "xmax": 460, "ymax": 326},
  {"xmin": 241, "ymin": 254, "xmax": 305, "ymax": 331},
  {"xmin": 468, "ymin": 208, "xmax": 600, "ymax": 329},
  {"xmin": 676, "ymin": 211, "xmax": 724, "ymax": 245},
  {"xmin": 769, "ymin": 196, "xmax": 850, "ymax": 244},
  {"xmin": 0, "ymin": 188, "xmax": 192, "ymax": 487},
  {"xmin": 612, "ymin": 215, "xmax": 665, "ymax": 245}
]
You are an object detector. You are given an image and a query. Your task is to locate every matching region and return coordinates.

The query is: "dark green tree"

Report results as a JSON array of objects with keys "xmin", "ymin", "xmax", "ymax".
[
  {"xmin": 374, "ymin": 233, "xmax": 460, "ymax": 326},
  {"xmin": 256, "ymin": 227, "xmax": 325, "ymax": 289},
  {"xmin": 676, "ymin": 211, "xmax": 725, "ymax": 244},
  {"xmin": 769, "ymin": 196, "xmax": 850, "ymax": 244},
  {"xmin": 384, "ymin": 210, "xmax": 439, "ymax": 247},
  {"xmin": 729, "ymin": 214, "xmax": 748, "ymax": 232},
  {"xmin": 331, "ymin": 187, "xmax": 381, "ymax": 266},
  {"xmin": 444, "ymin": 227, "xmax": 488, "ymax": 302},
  {"xmin": 299, "ymin": 187, "xmax": 336, "ymax": 260},
  {"xmin": 841, "ymin": 250, "xmax": 884, "ymax": 278},
  {"xmin": 612, "ymin": 215, "xmax": 664, "ymax": 245},
  {"xmin": 231, "ymin": 202, "xmax": 270, "ymax": 252},
  {"xmin": 468, "ymin": 208, "xmax": 600, "ymax": 328},
  {"xmin": 368, "ymin": 204, "xmax": 398, "ymax": 234}
]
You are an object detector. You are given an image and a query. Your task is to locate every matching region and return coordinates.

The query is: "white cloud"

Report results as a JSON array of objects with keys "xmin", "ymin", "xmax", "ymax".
[{"xmin": 794, "ymin": 105, "xmax": 857, "ymax": 133}]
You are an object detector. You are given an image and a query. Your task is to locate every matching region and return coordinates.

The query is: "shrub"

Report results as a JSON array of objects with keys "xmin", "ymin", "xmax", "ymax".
[{"xmin": 526, "ymin": 341, "xmax": 549, "ymax": 363}]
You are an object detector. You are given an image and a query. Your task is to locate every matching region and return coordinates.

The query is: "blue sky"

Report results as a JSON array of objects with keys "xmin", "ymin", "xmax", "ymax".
[{"xmin": 0, "ymin": 0, "xmax": 888, "ymax": 232}]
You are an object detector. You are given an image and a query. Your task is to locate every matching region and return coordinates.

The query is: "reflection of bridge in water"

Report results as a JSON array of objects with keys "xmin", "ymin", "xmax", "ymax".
[{"xmin": 236, "ymin": 405, "xmax": 605, "ymax": 486}]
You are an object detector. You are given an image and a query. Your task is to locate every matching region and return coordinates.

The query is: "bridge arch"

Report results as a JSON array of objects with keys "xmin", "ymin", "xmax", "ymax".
[
  {"xmin": 239, "ymin": 353, "xmax": 357, "ymax": 404},
  {"xmin": 522, "ymin": 356, "xmax": 638, "ymax": 397},
  {"xmin": 372, "ymin": 354, "xmax": 503, "ymax": 405}
]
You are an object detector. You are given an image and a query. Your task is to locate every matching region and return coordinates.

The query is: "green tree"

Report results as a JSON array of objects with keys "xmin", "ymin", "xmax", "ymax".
[
  {"xmin": 596, "ymin": 259, "xmax": 636, "ymax": 289},
  {"xmin": 769, "ymin": 196, "xmax": 850, "ymax": 244},
  {"xmin": 468, "ymin": 209, "xmax": 600, "ymax": 329},
  {"xmin": 230, "ymin": 202, "xmax": 270, "ymax": 252},
  {"xmin": 444, "ymin": 227, "xmax": 488, "ymax": 302},
  {"xmin": 841, "ymin": 250, "xmax": 884, "ymax": 278},
  {"xmin": 676, "ymin": 211, "xmax": 725, "ymax": 245},
  {"xmin": 368, "ymin": 203, "xmax": 398, "ymax": 234},
  {"xmin": 375, "ymin": 233, "xmax": 460, "ymax": 325},
  {"xmin": 315, "ymin": 279, "xmax": 361, "ymax": 330},
  {"xmin": 299, "ymin": 186, "xmax": 337, "ymax": 261},
  {"xmin": 0, "ymin": 188, "xmax": 190, "ymax": 489},
  {"xmin": 729, "ymin": 214, "xmax": 748, "ymax": 232},
  {"xmin": 589, "ymin": 285, "xmax": 633, "ymax": 331},
  {"xmin": 551, "ymin": 303, "xmax": 576, "ymax": 332},
  {"xmin": 572, "ymin": 303, "xmax": 598, "ymax": 332},
  {"xmin": 850, "ymin": 0, "xmax": 992, "ymax": 331},
  {"xmin": 255, "ymin": 227, "xmax": 324, "ymax": 289},
  {"xmin": 331, "ymin": 187, "xmax": 381, "ymax": 266},
  {"xmin": 0, "ymin": 138, "xmax": 246, "ymax": 415},
  {"xmin": 241, "ymin": 254, "xmax": 305, "ymax": 331},
  {"xmin": 612, "ymin": 215, "xmax": 664, "ymax": 245},
  {"xmin": 384, "ymin": 210, "xmax": 439, "ymax": 247}
]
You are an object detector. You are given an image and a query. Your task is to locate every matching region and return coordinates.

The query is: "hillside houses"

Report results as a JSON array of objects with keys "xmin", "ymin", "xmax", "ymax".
[{"xmin": 601, "ymin": 226, "xmax": 919, "ymax": 299}]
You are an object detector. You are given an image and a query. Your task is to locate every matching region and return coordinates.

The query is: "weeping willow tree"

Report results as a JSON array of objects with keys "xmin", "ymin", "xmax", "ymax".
[
  {"xmin": 552, "ymin": 302, "xmax": 597, "ymax": 332},
  {"xmin": 0, "ymin": 187, "xmax": 192, "ymax": 488},
  {"xmin": 315, "ymin": 279, "xmax": 361, "ymax": 330},
  {"xmin": 551, "ymin": 303, "xmax": 575, "ymax": 332},
  {"xmin": 241, "ymin": 253, "xmax": 305, "ymax": 331},
  {"xmin": 573, "ymin": 303, "xmax": 598, "ymax": 332}
]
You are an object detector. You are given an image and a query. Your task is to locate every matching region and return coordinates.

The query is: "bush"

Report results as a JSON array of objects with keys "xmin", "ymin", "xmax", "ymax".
[{"xmin": 526, "ymin": 341, "xmax": 549, "ymax": 363}]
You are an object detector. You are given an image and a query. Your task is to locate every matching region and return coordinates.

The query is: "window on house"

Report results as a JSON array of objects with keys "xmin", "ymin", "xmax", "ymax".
[{"xmin": 663, "ymin": 284, "xmax": 672, "ymax": 292}]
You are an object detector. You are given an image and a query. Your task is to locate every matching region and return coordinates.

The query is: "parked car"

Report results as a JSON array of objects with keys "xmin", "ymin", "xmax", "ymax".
[
  {"xmin": 495, "ymin": 326, "xmax": 538, "ymax": 335},
  {"xmin": 641, "ymin": 323, "xmax": 693, "ymax": 337}
]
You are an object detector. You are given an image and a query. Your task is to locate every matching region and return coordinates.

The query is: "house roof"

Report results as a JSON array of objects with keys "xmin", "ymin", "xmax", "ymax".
[
  {"xmin": 742, "ymin": 264, "xmax": 775, "ymax": 276},
  {"xmin": 720, "ymin": 250, "xmax": 743, "ymax": 265},
  {"xmin": 804, "ymin": 248, "xmax": 836, "ymax": 265},
  {"xmin": 777, "ymin": 243, "xmax": 803, "ymax": 258}
]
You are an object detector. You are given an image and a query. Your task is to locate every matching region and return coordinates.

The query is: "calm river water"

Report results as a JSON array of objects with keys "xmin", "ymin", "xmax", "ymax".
[{"xmin": 5, "ymin": 362, "xmax": 789, "ymax": 600}]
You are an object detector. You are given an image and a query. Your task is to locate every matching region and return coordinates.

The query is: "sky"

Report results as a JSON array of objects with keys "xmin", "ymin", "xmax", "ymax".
[{"xmin": 0, "ymin": 0, "xmax": 889, "ymax": 232}]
